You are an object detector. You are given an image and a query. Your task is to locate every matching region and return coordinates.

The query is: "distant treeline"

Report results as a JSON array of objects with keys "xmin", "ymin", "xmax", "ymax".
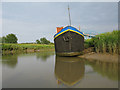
[
  {"xmin": 36, "ymin": 37, "xmax": 53, "ymax": 44},
  {"xmin": 0, "ymin": 33, "xmax": 54, "ymax": 54},
  {"xmin": 0, "ymin": 33, "xmax": 53, "ymax": 44},
  {"xmin": 85, "ymin": 30, "xmax": 119, "ymax": 54}
]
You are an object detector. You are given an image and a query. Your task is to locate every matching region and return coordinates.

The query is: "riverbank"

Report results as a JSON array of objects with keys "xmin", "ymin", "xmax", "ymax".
[
  {"xmin": 1, "ymin": 43, "xmax": 54, "ymax": 55},
  {"xmin": 79, "ymin": 52, "xmax": 118, "ymax": 63},
  {"xmin": 84, "ymin": 30, "xmax": 119, "ymax": 54},
  {"xmin": 78, "ymin": 48, "xmax": 119, "ymax": 63},
  {"xmin": 82, "ymin": 30, "xmax": 119, "ymax": 62}
]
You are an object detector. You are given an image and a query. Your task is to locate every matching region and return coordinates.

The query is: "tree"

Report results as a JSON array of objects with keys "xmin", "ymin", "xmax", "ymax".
[
  {"xmin": 40, "ymin": 37, "xmax": 50, "ymax": 44},
  {"xmin": 5, "ymin": 34, "xmax": 18, "ymax": 43},
  {"xmin": 2, "ymin": 36, "xmax": 6, "ymax": 43},
  {"xmin": 0, "ymin": 37, "xmax": 2, "ymax": 43},
  {"xmin": 36, "ymin": 39, "xmax": 41, "ymax": 44}
]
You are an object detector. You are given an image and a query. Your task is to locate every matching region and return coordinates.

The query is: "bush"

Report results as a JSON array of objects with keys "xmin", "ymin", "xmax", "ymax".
[
  {"xmin": 2, "ymin": 34, "xmax": 18, "ymax": 43},
  {"xmin": 85, "ymin": 30, "xmax": 119, "ymax": 54}
]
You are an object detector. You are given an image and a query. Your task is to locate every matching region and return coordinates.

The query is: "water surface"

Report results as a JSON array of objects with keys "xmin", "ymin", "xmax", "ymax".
[{"xmin": 1, "ymin": 51, "xmax": 118, "ymax": 88}]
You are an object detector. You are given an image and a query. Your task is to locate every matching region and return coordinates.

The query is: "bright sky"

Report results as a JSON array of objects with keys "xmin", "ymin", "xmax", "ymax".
[{"xmin": 1, "ymin": 2, "xmax": 118, "ymax": 43}]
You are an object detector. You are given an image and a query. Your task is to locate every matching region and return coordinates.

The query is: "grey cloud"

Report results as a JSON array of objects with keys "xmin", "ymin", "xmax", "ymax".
[{"xmin": 2, "ymin": 2, "xmax": 118, "ymax": 43}]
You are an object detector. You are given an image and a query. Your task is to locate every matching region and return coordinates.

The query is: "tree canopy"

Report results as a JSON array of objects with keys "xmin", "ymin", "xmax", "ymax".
[
  {"xmin": 0, "ymin": 37, "xmax": 2, "ymax": 43},
  {"xmin": 36, "ymin": 37, "xmax": 50, "ymax": 44},
  {"xmin": 2, "ymin": 36, "xmax": 6, "ymax": 43},
  {"xmin": 36, "ymin": 39, "xmax": 41, "ymax": 44},
  {"xmin": 40, "ymin": 37, "xmax": 50, "ymax": 44},
  {"xmin": 2, "ymin": 34, "xmax": 18, "ymax": 43}
]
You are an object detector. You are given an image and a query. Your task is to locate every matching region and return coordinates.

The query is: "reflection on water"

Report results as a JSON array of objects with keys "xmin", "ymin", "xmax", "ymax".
[
  {"xmin": 2, "ymin": 54, "xmax": 18, "ymax": 68},
  {"xmin": 55, "ymin": 56, "xmax": 85, "ymax": 86},
  {"xmin": 85, "ymin": 60, "xmax": 118, "ymax": 81},
  {"xmin": 2, "ymin": 52, "xmax": 55, "ymax": 68},
  {"xmin": 2, "ymin": 51, "xmax": 118, "ymax": 88},
  {"xmin": 36, "ymin": 51, "xmax": 55, "ymax": 61}
]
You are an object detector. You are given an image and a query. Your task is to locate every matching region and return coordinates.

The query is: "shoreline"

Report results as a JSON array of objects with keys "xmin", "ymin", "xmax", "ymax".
[
  {"xmin": 2, "ymin": 47, "xmax": 119, "ymax": 63},
  {"xmin": 2, "ymin": 48, "xmax": 55, "ymax": 55},
  {"xmin": 78, "ymin": 52, "xmax": 119, "ymax": 63},
  {"xmin": 1, "ymin": 43, "xmax": 55, "ymax": 55},
  {"xmin": 77, "ymin": 48, "xmax": 119, "ymax": 63}
]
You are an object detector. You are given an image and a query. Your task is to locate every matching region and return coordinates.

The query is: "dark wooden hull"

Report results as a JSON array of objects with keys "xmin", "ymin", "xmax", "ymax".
[{"xmin": 54, "ymin": 30, "xmax": 84, "ymax": 56}]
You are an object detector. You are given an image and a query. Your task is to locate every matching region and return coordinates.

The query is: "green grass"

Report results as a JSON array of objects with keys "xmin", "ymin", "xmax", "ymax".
[
  {"xmin": 84, "ymin": 30, "xmax": 119, "ymax": 54},
  {"xmin": 2, "ymin": 43, "xmax": 54, "ymax": 51}
]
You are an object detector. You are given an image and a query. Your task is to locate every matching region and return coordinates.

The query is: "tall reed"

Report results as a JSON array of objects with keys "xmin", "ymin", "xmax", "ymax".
[{"xmin": 85, "ymin": 30, "xmax": 119, "ymax": 54}]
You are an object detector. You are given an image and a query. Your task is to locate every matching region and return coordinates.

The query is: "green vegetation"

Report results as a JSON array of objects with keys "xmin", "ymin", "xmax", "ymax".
[
  {"xmin": 36, "ymin": 37, "xmax": 51, "ymax": 44},
  {"xmin": 0, "ymin": 37, "xmax": 2, "ymax": 43},
  {"xmin": 36, "ymin": 39, "xmax": 41, "ymax": 44},
  {"xmin": 2, "ymin": 33, "xmax": 18, "ymax": 43},
  {"xmin": 2, "ymin": 43, "xmax": 54, "ymax": 55},
  {"xmin": 1, "ymin": 33, "xmax": 54, "ymax": 55},
  {"xmin": 2, "ymin": 43, "xmax": 54, "ymax": 51},
  {"xmin": 84, "ymin": 30, "xmax": 119, "ymax": 54},
  {"xmin": 0, "ymin": 37, "xmax": 1, "ymax": 54}
]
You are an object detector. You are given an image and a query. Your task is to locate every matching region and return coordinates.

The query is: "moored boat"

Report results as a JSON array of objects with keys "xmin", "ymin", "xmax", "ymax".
[
  {"xmin": 54, "ymin": 25, "xmax": 84, "ymax": 56},
  {"xmin": 54, "ymin": 5, "xmax": 84, "ymax": 56}
]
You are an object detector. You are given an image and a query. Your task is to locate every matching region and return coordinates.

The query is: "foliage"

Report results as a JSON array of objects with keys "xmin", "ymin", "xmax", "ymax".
[
  {"xmin": 0, "ymin": 37, "xmax": 2, "ymax": 43},
  {"xmin": 2, "ymin": 36, "xmax": 6, "ymax": 43},
  {"xmin": 84, "ymin": 39, "xmax": 94, "ymax": 49},
  {"xmin": 49, "ymin": 42, "xmax": 54, "ymax": 45},
  {"xmin": 2, "ymin": 34, "xmax": 18, "ymax": 43},
  {"xmin": 2, "ymin": 43, "xmax": 54, "ymax": 51},
  {"xmin": 36, "ymin": 37, "xmax": 51, "ymax": 44},
  {"xmin": 85, "ymin": 30, "xmax": 119, "ymax": 54},
  {"xmin": 36, "ymin": 39, "xmax": 41, "ymax": 44},
  {"xmin": 40, "ymin": 37, "xmax": 50, "ymax": 44},
  {"xmin": 5, "ymin": 34, "xmax": 18, "ymax": 43}
]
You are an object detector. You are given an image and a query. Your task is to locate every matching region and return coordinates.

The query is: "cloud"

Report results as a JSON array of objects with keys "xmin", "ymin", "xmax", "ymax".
[
  {"xmin": 2, "ymin": 2, "xmax": 118, "ymax": 43},
  {"xmin": 2, "ymin": 19, "xmax": 57, "ymax": 43},
  {"xmin": 0, "ymin": 3, "xmax": 2, "ymax": 37},
  {"xmin": 1, "ymin": 0, "xmax": 119, "ymax": 2}
]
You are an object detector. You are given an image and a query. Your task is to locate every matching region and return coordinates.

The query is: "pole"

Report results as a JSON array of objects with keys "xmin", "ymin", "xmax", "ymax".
[{"xmin": 68, "ymin": 5, "xmax": 71, "ymax": 26}]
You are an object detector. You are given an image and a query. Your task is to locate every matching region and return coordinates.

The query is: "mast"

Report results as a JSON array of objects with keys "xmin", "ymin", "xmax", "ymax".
[
  {"xmin": 68, "ymin": 5, "xmax": 71, "ymax": 26},
  {"xmin": 79, "ymin": 25, "xmax": 80, "ymax": 31}
]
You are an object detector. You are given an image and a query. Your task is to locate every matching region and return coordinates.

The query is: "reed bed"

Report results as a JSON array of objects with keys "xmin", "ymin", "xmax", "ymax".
[{"xmin": 85, "ymin": 30, "xmax": 119, "ymax": 54}]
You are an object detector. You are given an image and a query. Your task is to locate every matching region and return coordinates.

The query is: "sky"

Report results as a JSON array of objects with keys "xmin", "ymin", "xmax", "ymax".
[{"xmin": 2, "ymin": 2, "xmax": 118, "ymax": 43}]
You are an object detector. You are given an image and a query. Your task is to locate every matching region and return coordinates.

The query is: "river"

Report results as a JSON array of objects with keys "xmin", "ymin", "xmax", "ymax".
[{"xmin": 1, "ymin": 51, "xmax": 118, "ymax": 88}]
